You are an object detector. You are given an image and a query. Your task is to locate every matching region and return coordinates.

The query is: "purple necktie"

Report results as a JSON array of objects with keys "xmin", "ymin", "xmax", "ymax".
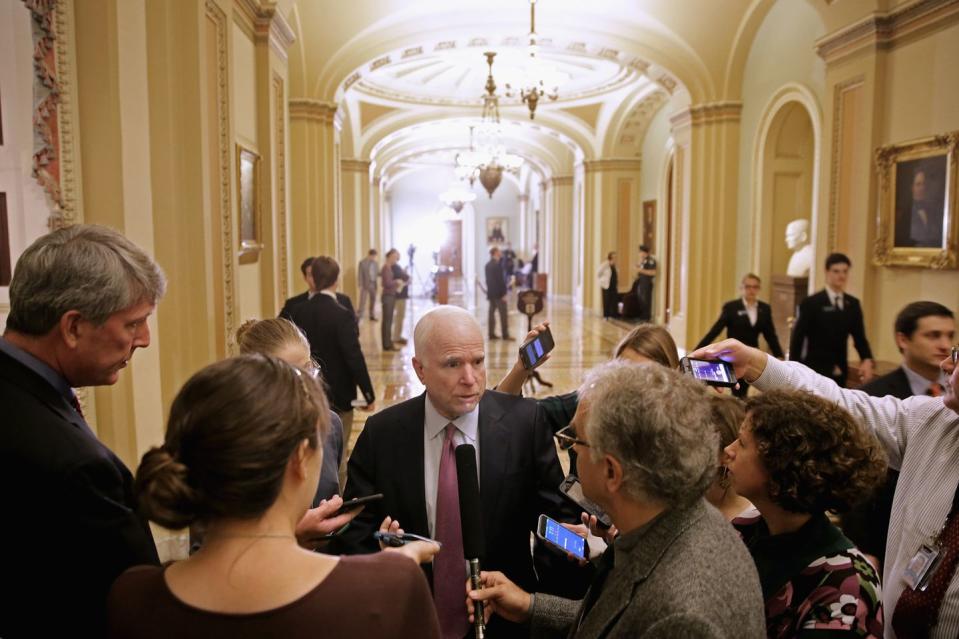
[{"xmin": 433, "ymin": 424, "xmax": 468, "ymax": 639}]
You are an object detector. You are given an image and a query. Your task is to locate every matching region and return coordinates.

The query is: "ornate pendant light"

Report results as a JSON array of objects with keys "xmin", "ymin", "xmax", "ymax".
[{"xmin": 505, "ymin": 0, "xmax": 564, "ymax": 120}]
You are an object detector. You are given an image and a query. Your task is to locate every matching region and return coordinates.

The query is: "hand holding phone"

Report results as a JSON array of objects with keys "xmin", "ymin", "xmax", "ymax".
[
  {"xmin": 559, "ymin": 476, "xmax": 612, "ymax": 529},
  {"xmin": 536, "ymin": 514, "xmax": 587, "ymax": 560},
  {"xmin": 679, "ymin": 356, "xmax": 738, "ymax": 388},
  {"xmin": 335, "ymin": 493, "xmax": 384, "ymax": 516},
  {"xmin": 520, "ymin": 326, "xmax": 555, "ymax": 370},
  {"xmin": 374, "ymin": 531, "xmax": 442, "ymax": 548}
]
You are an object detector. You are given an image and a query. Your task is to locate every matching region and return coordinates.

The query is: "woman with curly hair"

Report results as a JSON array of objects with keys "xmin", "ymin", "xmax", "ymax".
[{"xmin": 724, "ymin": 389, "xmax": 888, "ymax": 638}]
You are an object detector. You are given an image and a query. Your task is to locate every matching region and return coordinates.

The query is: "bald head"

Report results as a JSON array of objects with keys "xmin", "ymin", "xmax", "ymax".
[{"xmin": 414, "ymin": 306, "xmax": 483, "ymax": 358}]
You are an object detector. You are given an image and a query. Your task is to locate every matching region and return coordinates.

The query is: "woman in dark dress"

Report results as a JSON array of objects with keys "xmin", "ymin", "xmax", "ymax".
[{"xmin": 108, "ymin": 355, "xmax": 441, "ymax": 638}]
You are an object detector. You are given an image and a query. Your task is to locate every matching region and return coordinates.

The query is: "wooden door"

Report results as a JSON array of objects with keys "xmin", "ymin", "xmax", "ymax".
[{"xmin": 439, "ymin": 220, "xmax": 463, "ymax": 276}]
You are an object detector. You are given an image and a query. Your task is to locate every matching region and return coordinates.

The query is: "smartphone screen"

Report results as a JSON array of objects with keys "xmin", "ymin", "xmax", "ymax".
[
  {"xmin": 681, "ymin": 357, "xmax": 736, "ymax": 387},
  {"xmin": 520, "ymin": 328, "xmax": 555, "ymax": 370},
  {"xmin": 539, "ymin": 515, "xmax": 586, "ymax": 560}
]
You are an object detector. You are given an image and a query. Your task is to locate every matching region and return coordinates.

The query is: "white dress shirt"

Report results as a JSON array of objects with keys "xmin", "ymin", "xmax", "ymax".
[
  {"xmin": 825, "ymin": 285, "xmax": 844, "ymax": 310},
  {"xmin": 902, "ymin": 363, "xmax": 950, "ymax": 397},
  {"xmin": 755, "ymin": 356, "xmax": 959, "ymax": 639},
  {"xmin": 742, "ymin": 298, "xmax": 758, "ymax": 326},
  {"xmin": 423, "ymin": 395, "xmax": 480, "ymax": 537}
]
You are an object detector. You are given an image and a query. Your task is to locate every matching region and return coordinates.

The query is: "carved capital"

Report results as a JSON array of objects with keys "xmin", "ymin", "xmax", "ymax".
[{"xmin": 289, "ymin": 99, "xmax": 337, "ymax": 124}]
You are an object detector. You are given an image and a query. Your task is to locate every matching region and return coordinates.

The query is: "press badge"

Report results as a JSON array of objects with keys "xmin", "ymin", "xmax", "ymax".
[{"xmin": 903, "ymin": 544, "xmax": 943, "ymax": 591}]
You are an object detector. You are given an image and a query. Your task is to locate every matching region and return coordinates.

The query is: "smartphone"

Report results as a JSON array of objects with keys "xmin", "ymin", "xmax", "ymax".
[
  {"xmin": 558, "ymin": 476, "xmax": 612, "ymax": 529},
  {"xmin": 536, "ymin": 514, "xmax": 586, "ymax": 560},
  {"xmin": 373, "ymin": 531, "xmax": 442, "ymax": 548},
  {"xmin": 334, "ymin": 493, "xmax": 384, "ymax": 515},
  {"xmin": 679, "ymin": 357, "xmax": 737, "ymax": 388},
  {"xmin": 520, "ymin": 327, "xmax": 555, "ymax": 370}
]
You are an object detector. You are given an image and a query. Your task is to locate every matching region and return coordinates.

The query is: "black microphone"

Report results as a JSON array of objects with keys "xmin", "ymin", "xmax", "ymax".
[{"xmin": 455, "ymin": 444, "xmax": 486, "ymax": 639}]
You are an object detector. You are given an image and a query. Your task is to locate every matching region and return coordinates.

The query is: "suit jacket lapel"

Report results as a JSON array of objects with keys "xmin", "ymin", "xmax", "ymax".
[
  {"xmin": 399, "ymin": 394, "xmax": 430, "ymax": 535},
  {"xmin": 478, "ymin": 392, "xmax": 508, "ymax": 527}
]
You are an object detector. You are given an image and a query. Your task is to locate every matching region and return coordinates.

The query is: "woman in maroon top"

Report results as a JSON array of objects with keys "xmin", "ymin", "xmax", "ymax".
[{"xmin": 108, "ymin": 354, "xmax": 441, "ymax": 638}]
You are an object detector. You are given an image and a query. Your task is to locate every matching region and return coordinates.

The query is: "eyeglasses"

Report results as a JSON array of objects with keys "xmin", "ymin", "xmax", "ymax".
[
  {"xmin": 306, "ymin": 359, "xmax": 322, "ymax": 379},
  {"xmin": 952, "ymin": 345, "xmax": 958, "ymax": 367},
  {"xmin": 554, "ymin": 425, "xmax": 590, "ymax": 451}
]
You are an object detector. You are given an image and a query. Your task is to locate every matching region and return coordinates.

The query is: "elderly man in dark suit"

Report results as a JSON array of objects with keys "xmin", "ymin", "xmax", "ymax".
[
  {"xmin": 843, "ymin": 300, "xmax": 955, "ymax": 567},
  {"xmin": 789, "ymin": 252, "xmax": 874, "ymax": 387},
  {"xmin": 290, "ymin": 256, "xmax": 375, "ymax": 483},
  {"xmin": 0, "ymin": 225, "xmax": 165, "ymax": 636},
  {"xmin": 695, "ymin": 273, "xmax": 783, "ymax": 397},
  {"xmin": 340, "ymin": 305, "xmax": 581, "ymax": 638},
  {"xmin": 468, "ymin": 362, "xmax": 766, "ymax": 638}
]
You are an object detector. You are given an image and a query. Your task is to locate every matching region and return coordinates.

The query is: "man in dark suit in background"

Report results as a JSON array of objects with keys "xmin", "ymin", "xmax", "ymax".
[
  {"xmin": 0, "ymin": 225, "xmax": 165, "ymax": 635},
  {"xmin": 290, "ymin": 256, "xmax": 375, "ymax": 482},
  {"xmin": 789, "ymin": 253, "xmax": 874, "ymax": 387},
  {"xmin": 695, "ymin": 273, "xmax": 784, "ymax": 397},
  {"xmin": 485, "ymin": 246, "xmax": 513, "ymax": 340},
  {"xmin": 843, "ymin": 301, "xmax": 956, "ymax": 566},
  {"xmin": 340, "ymin": 306, "xmax": 581, "ymax": 638}
]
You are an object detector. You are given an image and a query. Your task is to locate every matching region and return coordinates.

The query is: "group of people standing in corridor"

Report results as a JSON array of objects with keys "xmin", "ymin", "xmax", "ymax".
[{"xmin": 5, "ymin": 222, "xmax": 959, "ymax": 639}]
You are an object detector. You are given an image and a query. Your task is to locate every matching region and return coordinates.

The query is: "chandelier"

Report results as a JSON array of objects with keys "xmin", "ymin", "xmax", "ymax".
[
  {"xmin": 439, "ymin": 181, "xmax": 476, "ymax": 214},
  {"xmin": 454, "ymin": 51, "xmax": 523, "ymax": 198},
  {"xmin": 504, "ymin": 0, "xmax": 565, "ymax": 119}
]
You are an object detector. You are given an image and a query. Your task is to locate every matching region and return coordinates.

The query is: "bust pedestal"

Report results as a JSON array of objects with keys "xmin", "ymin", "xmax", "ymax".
[{"xmin": 771, "ymin": 275, "xmax": 808, "ymax": 358}]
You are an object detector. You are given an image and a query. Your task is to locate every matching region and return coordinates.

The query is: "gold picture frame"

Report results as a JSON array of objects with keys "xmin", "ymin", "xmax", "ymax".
[
  {"xmin": 874, "ymin": 131, "xmax": 958, "ymax": 269},
  {"xmin": 236, "ymin": 144, "xmax": 262, "ymax": 264}
]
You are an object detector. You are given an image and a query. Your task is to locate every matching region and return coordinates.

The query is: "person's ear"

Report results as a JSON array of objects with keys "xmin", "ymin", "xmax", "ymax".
[
  {"xmin": 290, "ymin": 438, "xmax": 314, "ymax": 480},
  {"xmin": 58, "ymin": 310, "xmax": 85, "ymax": 349},
  {"xmin": 894, "ymin": 332, "xmax": 911, "ymax": 354},
  {"xmin": 605, "ymin": 455, "xmax": 624, "ymax": 493},
  {"xmin": 412, "ymin": 356, "xmax": 426, "ymax": 384}
]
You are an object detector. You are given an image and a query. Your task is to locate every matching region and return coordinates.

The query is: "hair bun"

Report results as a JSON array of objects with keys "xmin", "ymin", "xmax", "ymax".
[{"xmin": 134, "ymin": 446, "xmax": 201, "ymax": 530}]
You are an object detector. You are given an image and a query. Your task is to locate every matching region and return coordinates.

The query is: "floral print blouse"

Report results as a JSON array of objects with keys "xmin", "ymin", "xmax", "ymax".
[{"xmin": 733, "ymin": 508, "xmax": 884, "ymax": 638}]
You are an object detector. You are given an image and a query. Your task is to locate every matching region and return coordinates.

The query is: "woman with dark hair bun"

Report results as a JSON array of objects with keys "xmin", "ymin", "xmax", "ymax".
[
  {"xmin": 724, "ymin": 389, "xmax": 887, "ymax": 638},
  {"xmin": 107, "ymin": 355, "xmax": 441, "ymax": 638}
]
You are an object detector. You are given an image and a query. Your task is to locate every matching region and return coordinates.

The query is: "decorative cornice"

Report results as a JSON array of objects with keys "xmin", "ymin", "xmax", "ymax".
[
  {"xmin": 549, "ymin": 175, "xmax": 574, "ymax": 187},
  {"xmin": 341, "ymin": 158, "xmax": 371, "ymax": 173},
  {"xmin": 234, "ymin": 0, "xmax": 294, "ymax": 60},
  {"xmin": 815, "ymin": 0, "xmax": 959, "ymax": 63},
  {"xmin": 670, "ymin": 101, "xmax": 743, "ymax": 129},
  {"xmin": 289, "ymin": 99, "xmax": 337, "ymax": 124},
  {"xmin": 583, "ymin": 158, "xmax": 643, "ymax": 173},
  {"xmin": 54, "ymin": 0, "xmax": 82, "ymax": 227}
]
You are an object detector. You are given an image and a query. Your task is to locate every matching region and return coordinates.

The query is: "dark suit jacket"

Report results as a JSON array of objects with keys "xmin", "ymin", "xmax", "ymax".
[
  {"xmin": 486, "ymin": 258, "xmax": 508, "ymax": 300},
  {"xmin": 280, "ymin": 290, "xmax": 357, "ymax": 325},
  {"xmin": 0, "ymin": 349, "xmax": 159, "ymax": 636},
  {"xmin": 339, "ymin": 390, "xmax": 584, "ymax": 635},
  {"xmin": 695, "ymin": 299, "xmax": 784, "ymax": 356},
  {"xmin": 861, "ymin": 367, "xmax": 912, "ymax": 400},
  {"xmin": 789, "ymin": 290, "xmax": 872, "ymax": 380},
  {"xmin": 290, "ymin": 294, "xmax": 375, "ymax": 412}
]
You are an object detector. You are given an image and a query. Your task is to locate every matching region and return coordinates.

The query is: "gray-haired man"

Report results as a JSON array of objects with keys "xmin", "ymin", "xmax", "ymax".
[{"xmin": 0, "ymin": 224, "xmax": 165, "ymax": 636}]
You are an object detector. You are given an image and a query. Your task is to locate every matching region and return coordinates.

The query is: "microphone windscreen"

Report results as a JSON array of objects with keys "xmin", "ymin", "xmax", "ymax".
[{"xmin": 455, "ymin": 444, "xmax": 485, "ymax": 560}]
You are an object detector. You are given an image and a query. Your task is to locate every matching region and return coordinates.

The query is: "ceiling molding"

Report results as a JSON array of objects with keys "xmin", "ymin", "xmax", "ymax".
[
  {"xmin": 583, "ymin": 158, "xmax": 643, "ymax": 173},
  {"xmin": 815, "ymin": 0, "xmax": 959, "ymax": 63}
]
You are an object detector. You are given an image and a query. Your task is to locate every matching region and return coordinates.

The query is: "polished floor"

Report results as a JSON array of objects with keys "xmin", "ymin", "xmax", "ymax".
[{"xmin": 348, "ymin": 285, "xmax": 632, "ymax": 457}]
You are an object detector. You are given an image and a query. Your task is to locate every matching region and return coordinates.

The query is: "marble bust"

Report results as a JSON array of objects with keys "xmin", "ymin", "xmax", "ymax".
[{"xmin": 785, "ymin": 219, "xmax": 814, "ymax": 278}]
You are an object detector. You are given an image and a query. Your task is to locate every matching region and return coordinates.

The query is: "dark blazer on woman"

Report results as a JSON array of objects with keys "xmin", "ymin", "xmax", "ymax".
[
  {"xmin": 0, "ymin": 347, "xmax": 159, "ymax": 636},
  {"xmin": 290, "ymin": 294, "xmax": 375, "ymax": 412},
  {"xmin": 695, "ymin": 299, "xmax": 784, "ymax": 356}
]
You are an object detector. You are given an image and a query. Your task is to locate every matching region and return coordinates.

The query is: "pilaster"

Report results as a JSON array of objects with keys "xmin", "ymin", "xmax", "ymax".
[
  {"xmin": 289, "ymin": 99, "xmax": 338, "ymax": 265},
  {"xmin": 340, "ymin": 158, "xmax": 372, "ymax": 298},
  {"xmin": 546, "ymin": 175, "xmax": 574, "ymax": 297}
]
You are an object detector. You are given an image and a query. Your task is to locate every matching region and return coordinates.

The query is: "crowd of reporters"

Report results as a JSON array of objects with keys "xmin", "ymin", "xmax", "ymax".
[{"xmin": 1, "ymin": 224, "xmax": 957, "ymax": 638}]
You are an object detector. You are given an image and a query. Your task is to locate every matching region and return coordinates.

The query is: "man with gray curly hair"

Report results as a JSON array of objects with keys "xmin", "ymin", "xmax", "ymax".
[
  {"xmin": 468, "ymin": 361, "xmax": 765, "ymax": 638},
  {"xmin": 0, "ymin": 224, "xmax": 165, "ymax": 636}
]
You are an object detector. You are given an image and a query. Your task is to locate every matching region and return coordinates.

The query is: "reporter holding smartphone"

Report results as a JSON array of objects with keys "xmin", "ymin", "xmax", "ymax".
[
  {"xmin": 469, "ymin": 361, "xmax": 765, "ymax": 638},
  {"xmin": 109, "ymin": 355, "xmax": 440, "ymax": 638}
]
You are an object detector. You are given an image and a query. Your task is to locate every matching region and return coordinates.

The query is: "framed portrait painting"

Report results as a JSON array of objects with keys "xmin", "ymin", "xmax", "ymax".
[
  {"xmin": 486, "ymin": 217, "xmax": 508, "ymax": 245},
  {"xmin": 874, "ymin": 131, "xmax": 958, "ymax": 268},
  {"xmin": 236, "ymin": 144, "xmax": 262, "ymax": 264}
]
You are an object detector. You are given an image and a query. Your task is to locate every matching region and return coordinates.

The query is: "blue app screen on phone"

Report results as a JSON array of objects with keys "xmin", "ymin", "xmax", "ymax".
[{"xmin": 544, "ymin": 517, "xmax": 585, "ymax": 559}]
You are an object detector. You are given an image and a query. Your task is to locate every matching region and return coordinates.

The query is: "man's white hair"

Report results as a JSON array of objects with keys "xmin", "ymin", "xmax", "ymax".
[{"xmin": 413, "ymin": 305, "xmax": 482, "ymax": 358}]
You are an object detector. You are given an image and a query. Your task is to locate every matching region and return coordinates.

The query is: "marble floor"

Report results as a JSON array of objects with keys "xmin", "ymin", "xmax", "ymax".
[{"xmin": 348, "ymin": 284, "xmax": 633, "ymax": 457}]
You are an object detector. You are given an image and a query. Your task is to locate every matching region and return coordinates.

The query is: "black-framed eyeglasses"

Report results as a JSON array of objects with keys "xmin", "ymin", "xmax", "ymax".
[{"xmin": 554, "ymin": 425, "xmax": 590, "ymax": 451}]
